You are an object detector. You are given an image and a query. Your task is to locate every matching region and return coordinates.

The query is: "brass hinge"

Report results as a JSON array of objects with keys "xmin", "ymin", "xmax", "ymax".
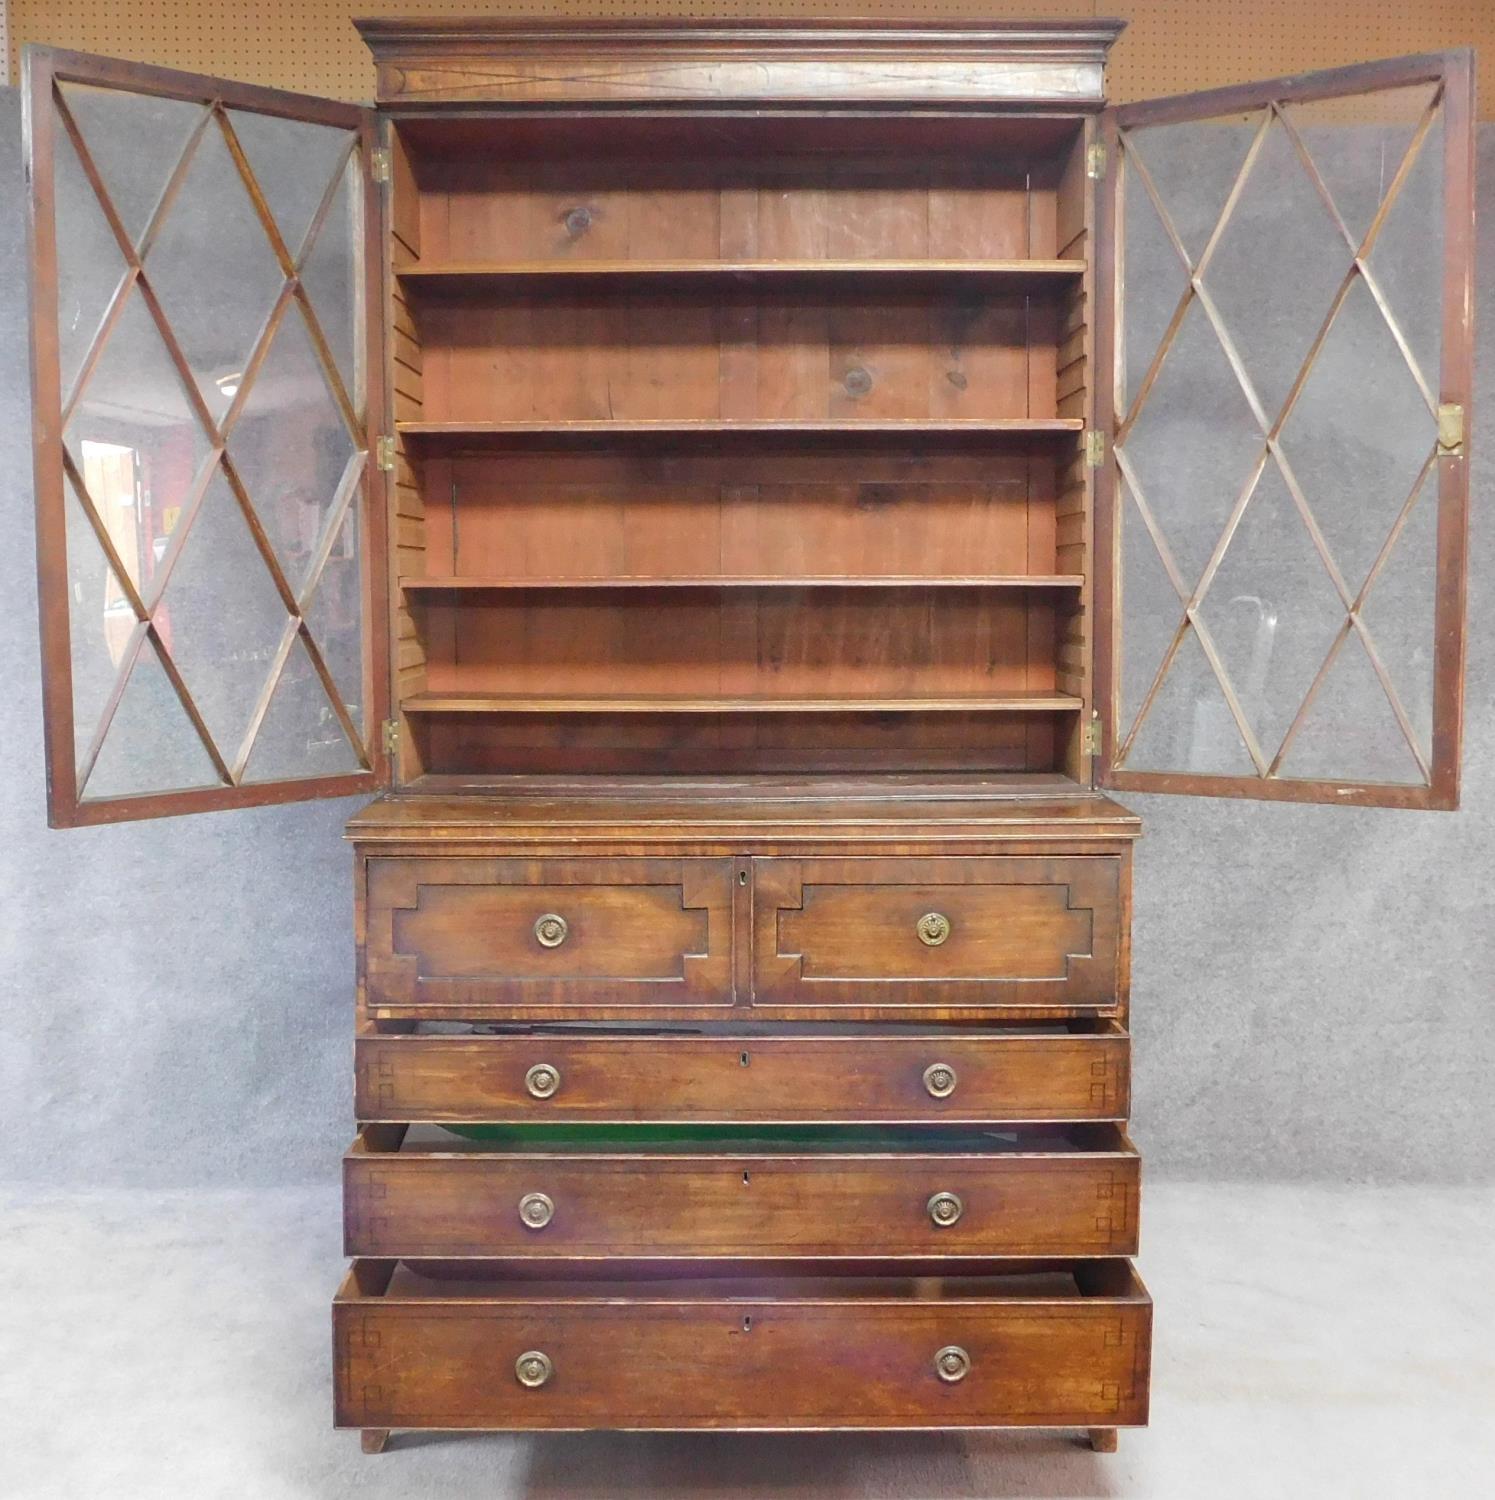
[
  {"xmin": 1083, "ymin": 714, "xmax": 1102, "ymax": 757},
  {"xmin": 370, "ymin": 147, "xmax": 391, "ymax": 184},
  {"xmin": 1437, "ymin": 402, "xmax": 1465, "ymax": 455},
  {"xmin": 381, "ymin": 719, "xmax": 400, "ymax": 758},
  {"xmin": 1084, "ymin": 429, "xmax": 1106, "ymax": 468},
  {"xmin": 1086, "ymin": 143, "xmax": 1107, "ymax": 180},
  {"xmin": 375, "ymin": 436, "xmax": 396, "ymax": 471}
]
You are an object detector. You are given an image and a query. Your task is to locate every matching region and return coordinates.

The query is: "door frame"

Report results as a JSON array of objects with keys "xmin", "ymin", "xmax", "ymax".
[
  {"xmin": 1093, "ymin": 50, "xmax": 1474, "ymax": 810},
  {"xmin": 25, "ymin": 46, "xmax": 390, "ymax": 826}
]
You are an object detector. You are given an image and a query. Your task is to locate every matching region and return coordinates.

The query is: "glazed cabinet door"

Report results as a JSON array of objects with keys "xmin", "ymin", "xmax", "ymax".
[
  {"xmin": 25, "ymin": 50, "xmax": 387, "ymax": 825},
  {"xmin": 1097, "ymin": 52, "xmax": 1474, "ymax": 809}
]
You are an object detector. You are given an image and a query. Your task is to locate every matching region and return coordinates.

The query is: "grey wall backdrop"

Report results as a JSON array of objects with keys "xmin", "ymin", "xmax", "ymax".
[{"xmin": 1, "ymin": 89, "xmax": 1490, "ymax": 1187}]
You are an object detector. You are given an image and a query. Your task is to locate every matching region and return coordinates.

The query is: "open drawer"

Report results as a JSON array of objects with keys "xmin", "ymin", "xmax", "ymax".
[
  {"xmin": 344, "ymin": 1123, "xmax": 1139, "ymax": 1260},
  {"xmin": 334, "ymin": 1259, "xmax": 1152, "ymax": 1432}
]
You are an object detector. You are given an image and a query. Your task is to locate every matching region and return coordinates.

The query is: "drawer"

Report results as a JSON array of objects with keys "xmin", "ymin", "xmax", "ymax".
[
  {"xmin": 752, "ymin": 857, "xmax": 1122, "ymax": 1014},
  {"xmin": 343, "ymin": 1123, "xmax": 1138, "ymax": 1260},
  {"xmin": 364, "ymin": 857, "xmax": 734, "ymax": 1013},
  {"xmin": 335, "ymin": 1259, "xmax": 1151, "ymax": 1432},
  {"xmin": 355, "ymin": 1025, "xmax": 1130, "ymax": 1124}
]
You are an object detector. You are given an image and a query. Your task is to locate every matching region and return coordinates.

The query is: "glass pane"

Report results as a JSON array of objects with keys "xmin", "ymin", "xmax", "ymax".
[
  {"xmin": 1279, "ymin": 276, "xmax": 1437, "ymax": 592},
  {"xmin": 1276, "ymin": 630, "xmax": 1425, "ymax": 784},
  {"xmin": 1195, "ymin": 464, "xmax": 1348, "ymax": 763},
  {"xmin": 1117, "ymin": 477, "xmax": 1182, "ymax": 744},
  {"xmin": 1286, "ymin": 84, "xmax": 1442, "ymax": 247},
  {"xmin": 1357, "ymin": 466, "xmax": 1438, "ymax": 768},
  {"xmin": 1118, "ymin": 152, "xmax": 1189, "ymax": 414},
  {"xmin": 155, "ymin": 471, "xmax": 294, "ymax": 766},
  {"xmin": 242, "ymin": 634, "xmax": 362, "ymax": 784},
  {"xmin": 53, "ymin": 120, "xmax": 128, "ymax": 405},
  {"xmin": 302, "ymin": 505, "xmax": 366, "ymax": 736},
  {"xmin": 64, "ymin": 474, "xmax": 138, "ymax": 772},
  {"xmin": 1118, "ymin": 296, "xmax": 1263, "ymax": 586},
  {"xmin": 226, "ymin": 301, "xmax": 360, "ymax": 597},
  {"xmin": 58, "ymin": 82, "xmax": 207, "ymax": 246},
  {"xmin": 1122, "ymin": 628, "xmax": 1258, "ymax": 776},
  {"xmin": 1201, "ymin": 111, "xmax": 1350, "ymax": 422},
  {"xmin": 296, "ymin": 155, "xmax": 363, "ymax": 409},
  {"xmin": 227, "ymin": 109, "xmax": 354, "ymax": 260},
  {"xmin": 1124, "ymin": 108, "xmax": 1264, "ymax": 263},
  {"xmin": 1362, "ymin": 104, "xmax": 1444, "ymax": 419},
  {"xmin": 1113, "ymin": 74, "xmax": 1450, "ymax": 795},
  {"xmin": 64, "ymin": 288, "xmax": 213, "ymax": 598},
  {"xmin": 144, "ymin": 117, "xmax": 286, "ymax": 424},
  {"xmin": 82, "ymin": 638, "xmax": 221, "ymax": 800}
]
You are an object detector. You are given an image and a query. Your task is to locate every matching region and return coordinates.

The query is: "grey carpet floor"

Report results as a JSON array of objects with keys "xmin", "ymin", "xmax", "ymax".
[{"xmin": 2, "ymin": 1181, "xmax": 1491, "ymax": 1499}]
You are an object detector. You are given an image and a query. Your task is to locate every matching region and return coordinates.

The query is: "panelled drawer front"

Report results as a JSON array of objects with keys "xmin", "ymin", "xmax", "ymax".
[
  {"xmin": 364, "ymin": 857, "xmax": 734, "ymax": 1011},
  {"xmin": 343, "ymin": 1139, "xmax": 1139, "ymax": 1259},
  {"xmin": 355, "ymin": 1031, "xmax": 1131, "ymax": 1124},
  {"xmin": 334, "ymin": 1264, "xmax": 1152, "ymax": 1431},
  {"xmin": 753, "ymin": 857, "xmax": 1122, "ymax": 1012}
]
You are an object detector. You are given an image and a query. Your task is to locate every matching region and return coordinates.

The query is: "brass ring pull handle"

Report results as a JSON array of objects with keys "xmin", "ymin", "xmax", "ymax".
[
  {"xmin": 934, "ymin": 1345, "xmax": 971, "ymax": 1383},
  {"xmin": 927, "ymin": 1190, "xmax": 964, "ymax": 1228},
  {"xmin": 534, "ymin": 913, "xmax": 569, "ymax": 948},
  {"xmin": 916, "ymin": 912, "xmax": 951, "ymax": 947},
  {"xmin": 519, "ymin": 1191, "xmax": 555, "ymax": 1230},
  {"xmin": 525, "ymin": 1063, "xmax": 561, "ymax": 1099},
  {"xmin": 515, "ymin": 1350, "xmax": 554, "ymax": 1388},
  {"xmin": 923, "ymin": 1062, "xmax": 957, "ymax": 1099}
]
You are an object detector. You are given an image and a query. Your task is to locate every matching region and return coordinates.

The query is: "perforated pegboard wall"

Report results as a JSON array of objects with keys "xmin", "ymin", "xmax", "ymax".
[{"xmin": 9, "ymin": 1, "xmax": 1495, "ymax": 112}]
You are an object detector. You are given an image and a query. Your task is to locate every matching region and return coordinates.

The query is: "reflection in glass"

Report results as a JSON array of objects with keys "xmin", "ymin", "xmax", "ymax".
[
  {"xmin": 226, "ymin": 302, "xmax": 360, "ymax": 597},
  {"xmin": 64, "ymin": 289, "xmax": 212, "ymax": 597}
]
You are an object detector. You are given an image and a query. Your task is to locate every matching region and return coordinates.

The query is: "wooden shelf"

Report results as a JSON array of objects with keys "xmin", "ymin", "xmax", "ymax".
[
  {"xmin": 397, "ymin": 419, "xmax": 1086, "ymax": 452},
  {"xmin": 402, "ymin": 575, "xmax": 1086, "ymax": 592},
  {"xmin": 396, "ymin": 258, "xmax": 1087, "ymax": 292},
  {"xmin": 403, "ymin": 692, "xmax": 1083, "ymax": 716}
]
